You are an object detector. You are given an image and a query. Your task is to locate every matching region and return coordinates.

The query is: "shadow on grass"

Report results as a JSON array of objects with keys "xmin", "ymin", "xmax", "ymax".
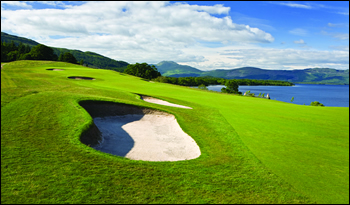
[{"xmin": 68, "ymin": 76, "xmax": 95, "ymax": 80}]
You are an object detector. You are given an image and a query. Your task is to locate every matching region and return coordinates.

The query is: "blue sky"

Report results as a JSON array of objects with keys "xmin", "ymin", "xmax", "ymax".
[
  {"xmin": 183, "ymin": 1, "xmax": 349, "ymax": 50},
  {"xmin": 1, "ymin": 1, "xmax": 349, "ymax": 70}
]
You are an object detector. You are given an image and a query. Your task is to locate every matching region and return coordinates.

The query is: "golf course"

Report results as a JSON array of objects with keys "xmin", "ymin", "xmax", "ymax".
[{"xmin": 1, "ymin": 60, "xmax": 349, "ymax": 204}]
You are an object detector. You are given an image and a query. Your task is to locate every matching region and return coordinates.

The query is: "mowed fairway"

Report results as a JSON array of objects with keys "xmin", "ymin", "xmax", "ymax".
[{"xmin": 1, "ymin": 61, "xmax": 349, "ymax": 204}]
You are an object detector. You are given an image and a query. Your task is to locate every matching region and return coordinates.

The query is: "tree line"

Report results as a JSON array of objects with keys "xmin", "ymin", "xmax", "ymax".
[
  {"xmin": 152, "ymin": 76, "xmax": 294, "ymax": 86},
  {"xmin": 1, "ymin": 40, "xmax": 83, "ymax": 65},
  {"xmin": 123, "ymin": 63, "xmax": 293, "ymax": 95}
]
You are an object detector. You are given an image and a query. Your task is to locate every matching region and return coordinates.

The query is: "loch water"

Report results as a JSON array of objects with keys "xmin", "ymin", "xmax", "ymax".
[{"xmin": 205, "ymin": 84, "xmax": 349, "ymax": 107}]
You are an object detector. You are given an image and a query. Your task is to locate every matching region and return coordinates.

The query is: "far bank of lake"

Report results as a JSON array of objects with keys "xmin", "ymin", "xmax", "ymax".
[{"xmin": 205, "ymin": 84, "xmax": 349, "ymax": 107}]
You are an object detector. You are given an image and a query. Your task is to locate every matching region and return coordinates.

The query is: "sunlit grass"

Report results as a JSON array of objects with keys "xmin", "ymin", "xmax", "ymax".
[{"xmin": 1, "ymin": 60, "xmax": 348, "ymax": 204}]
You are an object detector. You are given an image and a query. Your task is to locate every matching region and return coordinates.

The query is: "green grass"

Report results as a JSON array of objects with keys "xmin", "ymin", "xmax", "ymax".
[{"xmin": 1, "ymin": 60, "xmax": 349, "ymax": 204}]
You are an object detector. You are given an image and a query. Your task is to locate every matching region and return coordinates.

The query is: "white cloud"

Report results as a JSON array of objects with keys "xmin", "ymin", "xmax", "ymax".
[
  {"xmin": 294, "ymin": 39, "xmax": 306, "ymax": 44},
  {"xmin": 1, "ymin": 1, "xmax": 348, "ymax": 71},
  {"xmin": 322, "ymin": 31, "xmax": 349, "ymax": 41},
  {"xmin": 289, "ymin": 28, "xmax": 308, "ymax": 36},
  {"xmin": 327, "ymin": 23, "xmax": 345, "ymax": 28},
  {"xmin": 172, "ymin": 2, "xmax": 230, "ymax": 15},
  {"xmin": 277, "ymin": 2, "xmax": 313, "ymax": 9},
  {"xmin": 35, "ymin": 1, "xmax": 73, "ymax": 8},
  {"xmin": 337, "ymin": 12, "xmax": 349, "ymax": 16},
  {"xmin": 273, "ymin": 2, "xmax": 349, "ymax": 16},
  {"xmin": 1, "ymin": 2, "xmax": 274, "ymax": 43},
  {"xmin": 332, "ymin": 33, "xmax": 349, "ymax": 41},
  {"xmin": 1, "ymin": 1, "xmax": 32, "ymax": 9},
  {"xmin": 1, "ymin": 1, "xmax": 274, "ymax": 64},
  {"xmin": 329, "ymin": 45, "xmax": 349, "ymax": 51},
  {"xmin": 182, "ymin": 46, "xmax": 349, "ymax": 70}
]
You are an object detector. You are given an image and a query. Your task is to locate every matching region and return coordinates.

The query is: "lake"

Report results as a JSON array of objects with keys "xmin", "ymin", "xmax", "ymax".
[{"xmin": 205, "ymin": 84, "xmax": 349, "ymax": 107}]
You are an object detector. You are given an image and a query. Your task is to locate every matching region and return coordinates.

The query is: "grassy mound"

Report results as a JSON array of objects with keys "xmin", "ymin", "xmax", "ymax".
[{"xmin": 1, "ymin": 60, "xmax": 348, "ymax": 204}]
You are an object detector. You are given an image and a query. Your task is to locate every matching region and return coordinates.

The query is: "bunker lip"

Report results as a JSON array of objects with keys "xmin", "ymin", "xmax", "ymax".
[
  {"xmin": 79, "ymin": 101, "xmax": 200, "ymax": 161},
  {"xmin": 68, "ymin": 76, "xmax": 95, "ymax": 80},
  {"xmin": 47, "ymin": 68, "xmax": 64, "ymax": 71},
  {"xmin": 139, "ymin": 94, "xmax": 192, "ymax": 109}
]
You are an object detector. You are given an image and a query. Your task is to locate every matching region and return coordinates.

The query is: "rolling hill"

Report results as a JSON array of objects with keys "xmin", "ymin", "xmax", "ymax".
[
  {"xmin": 2, "ymin": 32, "xmax": 348, "ymax": 84},
  {"xmin": 152, "ymin": 61, "xmax": 203, "ymax": 77},
  {"xmin": 1, "ymin": 32, "xmax": 129, "ymax": 72},
  {"xmin": 154, "ymin": 61, "xmax": 349, "ymax": 85}
]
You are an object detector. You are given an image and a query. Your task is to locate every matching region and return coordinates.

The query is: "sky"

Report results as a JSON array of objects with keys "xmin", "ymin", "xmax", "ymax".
[{"xmin": 1, "ymin": 1, "xmax": 349, "ymax": 70}]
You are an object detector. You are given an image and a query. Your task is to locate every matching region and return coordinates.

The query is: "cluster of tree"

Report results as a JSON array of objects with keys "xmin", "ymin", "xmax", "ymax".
[
  {"xmin": 58, "ymin": 52, "xmax": 79, "ymax": 64},
  {"xmin": 1, "ymin": 41, "xmax": 56, "ymax": 62},
  {"xmin": 124, "ymin": 63, "xmax": 161, "ymax": 80},
  {"xmin": 221, "ymin": 80, "xmax": 241, "ymax": 94},
  {"xmin": 152, "ymin": 76, "xmax": 294, "ymax": 86},
  {"xmin": 1, "ymin": 40, "xmax": 85, "ymax": 65},
  {"xmin": 52, "ymin": 49, "xmax": 129, "ymax": 71},
  {"xmin": 2, "ymin": 41, "xmax": 32, "ymax": 62},
  {"xmin": 310, "ymin": 101, "xmax": 324, "ymax": 106},
  {"xmin": 153, "ymin": 76, "xmax": 225, "ymax": 86},
  {"xmin": 1, "ymin": 42, "xmax": 59, "ymax": 62},
  {"xmin": 230, "ymin": 79, "xmax": 294, "ymax": 86},
  {"xmin": 2, "ymin": 32, "xmax": 129, "ymax": 71}
]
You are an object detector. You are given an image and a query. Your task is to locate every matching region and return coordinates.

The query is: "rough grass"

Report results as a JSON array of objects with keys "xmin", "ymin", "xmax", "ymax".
[{"xmin": 1, "ymin": 60, "xmax": 348, "ymax": 204}]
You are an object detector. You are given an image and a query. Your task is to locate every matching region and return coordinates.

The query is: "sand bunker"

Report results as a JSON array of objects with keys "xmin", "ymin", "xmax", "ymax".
[
  {"xmin": 80, "ymin": 101, "xmax": 200, "ymax": 161},
  {"xmin": 68, "ymin": 76, "xmax": 95, "ymax": 80},
  {"xmin": 140, "ymin": 95, "xmax": 192, "ymax": 109},
  {"xmin": 47, "ymin": 68, "xmax": 64, "ymax": 71}
]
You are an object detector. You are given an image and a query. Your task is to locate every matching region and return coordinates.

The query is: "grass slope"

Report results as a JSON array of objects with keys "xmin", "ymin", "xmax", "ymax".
[{"xmin": 1, "ymin": 61, "xmax": 349, "ymax": 204}]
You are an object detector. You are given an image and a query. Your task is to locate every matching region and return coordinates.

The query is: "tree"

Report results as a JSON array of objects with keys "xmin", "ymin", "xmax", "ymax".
[
  {"xmin": 153, "ymin": 76, "xmax": 168, "ymax": 83},
  {"xmin": 124, "ymin": 63, "xmax": 161, "ymax": 80},
  {"xmin": 310, "ymin": 101, "xmax": 324, "ymax": 106},
  {"xmin": 59, "ymin": 52, "xmax": 77, "ymax": 64},
  {"xmin": 29, "ymin": 44, "xmax": 57, "ymax": 61},
  {"xmin": 198, "ymin": 84, "xmax": 208, "ymax": 90},
  {"xmin": 20, "ymin": 53, "xmax": 33, "ymax": 60},
  {"xmin": 58, "ymin": 53, "xmax": 63, "ymax": 61},
  {"xmin": 221, "ymin": 80, "xmax": 240, "ymax": 94},
  {"xmin": 80, "ymin": 59, "xmax": 84, "ymax": 65}
]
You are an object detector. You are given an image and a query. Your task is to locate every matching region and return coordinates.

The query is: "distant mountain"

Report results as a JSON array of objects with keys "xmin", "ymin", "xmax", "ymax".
[
  {"xmin": 152, "ymin": 61, "xmax": 203, "ymax": 77},
  {"xmin": 201, "ymin": 67, "xmax": 349, "ymax": 84},
  {"xmin": 154, "ymin": 61, "xmax": 349, "ymax": 85},
  {"xmin": 1, "ymin": 32, "xmax": 129, "ymax": 72},
  {"xmin": 2, "ymin": 32, "xmax": 348, "ymax": 84}
]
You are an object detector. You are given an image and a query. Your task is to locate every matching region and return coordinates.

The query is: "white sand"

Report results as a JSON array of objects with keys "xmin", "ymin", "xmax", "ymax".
[
  {"xmin": 141, "ymin": 96, "xmax": 192, "ymax": 109},
  {"xmin": 93, "ymin": 114, "xmax": 201, "ymax": 161}
]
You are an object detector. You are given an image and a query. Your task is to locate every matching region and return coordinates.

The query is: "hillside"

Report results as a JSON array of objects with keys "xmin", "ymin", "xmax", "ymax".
[
  {"xmin": 152, "ymin": 61, "xmax": 203, "ymax": 77},
  {"xmin": 1, "ymin": 32, "xmax": 40, "ymax": 47},
  {"xmin": 154, "ymin": 61, "xmax": 349, "ymax": 85},
  {"xmin": 1, "ymin": 32, "xmax": 129, "ymax": 72},
  {"xmin": 2, "ymin": 32, "xmax": 348, "ymax": 84}
]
